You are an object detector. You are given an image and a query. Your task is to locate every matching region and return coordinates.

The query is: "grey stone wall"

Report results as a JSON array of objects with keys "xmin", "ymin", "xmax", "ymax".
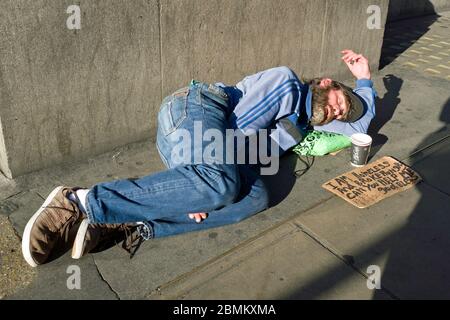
[{"xmin": 0, "ymin": 0, "xmax": 388, "ymax": 178}]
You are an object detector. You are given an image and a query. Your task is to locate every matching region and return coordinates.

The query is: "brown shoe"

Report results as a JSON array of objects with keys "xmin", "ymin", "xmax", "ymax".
[
  {"xmin": 22, "ymin": 186, "xmax": 85, "ymax": 267},
  {"xmin": 72, "ymin": 220, "xmax": 144, "ymax": 259}
]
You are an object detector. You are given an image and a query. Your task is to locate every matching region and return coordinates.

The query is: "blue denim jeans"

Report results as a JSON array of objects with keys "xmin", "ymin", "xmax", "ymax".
[{"xmin": 85, "ymin": 82, "xmax": 269, "ymax": 238}]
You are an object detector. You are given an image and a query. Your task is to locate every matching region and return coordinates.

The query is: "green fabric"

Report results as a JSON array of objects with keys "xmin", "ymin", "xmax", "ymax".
[
  {"xmin": 292, "ymin": 130, "xmax": 351, "ymax": 156},
  {"xmin": 190, "ymin": 79, "xmax": 200, "ymax": 86}
]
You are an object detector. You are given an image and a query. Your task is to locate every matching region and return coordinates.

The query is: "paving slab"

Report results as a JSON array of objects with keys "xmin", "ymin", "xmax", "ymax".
[
  {"xmin": 0, "ymin": 174, "xmax": 19, "ymax": 202},
  {"xmin": 296, "ymin": 181, "xmax": 450, "ymax": 299},
  {"xmin": 7, "ymin": 254, "xmax": 118, "ymax": 300},
  {"xmin": 410, "ymin": 136, "xmax": 450, "ymax": 195},
  {"xmin": 148, "ymin": 220, "xmax": 392, "ymax": 300},
  {"xmin": 366, "ymin": 65, "xmax": 450, "ymax": 161},
  {"xmin": 3, "ymin": 191, "xmax": 46, "ymax": 235}
]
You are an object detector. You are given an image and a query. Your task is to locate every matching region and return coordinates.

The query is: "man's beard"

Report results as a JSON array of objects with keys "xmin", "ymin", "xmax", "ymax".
[
  {"xmin": 309, "ymin": 104, "xmax": 327, "ymax": 126},
  {"xmin": 308, "ymin": 80, "xmax": 334, "ymax": 126}
]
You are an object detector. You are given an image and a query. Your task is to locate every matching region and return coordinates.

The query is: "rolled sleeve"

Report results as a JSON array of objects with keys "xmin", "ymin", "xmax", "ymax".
[
  {"xmin": 356, "ymin": 78, "xmax": 373, "ymax": 88},
  {"xmin": 270, "ymin": 114, "xmax": 305, "ymax": 151}
]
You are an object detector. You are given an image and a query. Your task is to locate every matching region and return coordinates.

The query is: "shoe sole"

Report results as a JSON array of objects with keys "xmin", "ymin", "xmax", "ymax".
[
  {"xmin": 21, "ymin": 186, "xmax": 64, "ymax": 268},
  {"xmin": 72, "ymin": 218, "xmax": 89, "ymax": 259}
]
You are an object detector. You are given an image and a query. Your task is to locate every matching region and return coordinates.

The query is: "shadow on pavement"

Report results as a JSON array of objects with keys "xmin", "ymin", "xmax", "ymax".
[
  {"xmin": 368, "ymin": 74, "xmax": 403, "ymax": 159},
  {"xmin": 380, "ymin": 1, "xmax": 438, "ymax": 69},
  {"xmin": 412, "ymin": 98, "xmax": 450, "ymax": 153},
  {"xmin": 373, "ymin": 99, "xmax": 450, "ymax": 299}
]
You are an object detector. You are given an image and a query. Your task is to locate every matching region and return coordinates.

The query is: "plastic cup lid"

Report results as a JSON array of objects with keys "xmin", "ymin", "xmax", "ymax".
[{"xmin": 351, "ymin": 133, "xmax": 372, "ymax": 146}]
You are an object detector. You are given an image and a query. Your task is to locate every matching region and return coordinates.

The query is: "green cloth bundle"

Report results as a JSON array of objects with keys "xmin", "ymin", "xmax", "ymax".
[{"xmin": 292, "ymin": 130, "xmax": 351, "ymax": 156}]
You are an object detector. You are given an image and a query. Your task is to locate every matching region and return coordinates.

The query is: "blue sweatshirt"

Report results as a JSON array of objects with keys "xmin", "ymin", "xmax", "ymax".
[{"xmin": 216, "ymin": 66, "xmax": 376, "ymax": 154}]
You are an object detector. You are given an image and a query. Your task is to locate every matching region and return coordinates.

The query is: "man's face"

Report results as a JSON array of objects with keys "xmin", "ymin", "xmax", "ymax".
[{"xmin": 319, "ymin": 78, "xmax": 349, "ymax": 123}]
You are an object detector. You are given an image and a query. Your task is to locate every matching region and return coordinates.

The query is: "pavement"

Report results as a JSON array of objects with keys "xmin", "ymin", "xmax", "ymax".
[{"xmin": 1, "ymin": 12, "xmax": 450, "ymax": 300}]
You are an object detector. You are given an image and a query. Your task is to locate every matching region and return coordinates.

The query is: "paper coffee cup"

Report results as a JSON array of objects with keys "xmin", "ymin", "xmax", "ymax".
[{"xmin": 350, "ymin": 133, "xmax": 372, "ymax": 167}]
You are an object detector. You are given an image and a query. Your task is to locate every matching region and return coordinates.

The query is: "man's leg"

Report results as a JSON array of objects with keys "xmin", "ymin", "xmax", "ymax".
[
  {"xmin": 85, "ymin": 82, "xmax": 240, "ymax": 224},
  {"xmin": 85, "ymin": 163, "xmax": 239, "ymax": 224},
  {"xmin": 145, "ymin": 164, "xmax": 269, "ymax": 238}
]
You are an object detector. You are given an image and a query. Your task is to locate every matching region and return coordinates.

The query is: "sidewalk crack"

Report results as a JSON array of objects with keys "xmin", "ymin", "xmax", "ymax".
[
  {"xmin": 7, "ymin": 214, "xmax": 22, "ymax": 241},
  {"xmin": 422, "ymin": 181, "xmax": 450, "ymax": 197},
  {"xmin": 91, "ymin": 256, "xmax": 121, "ymax": 300},
  {"xmin": 291, "ymin": 221, "xmax": 400, "ymax": 300}
]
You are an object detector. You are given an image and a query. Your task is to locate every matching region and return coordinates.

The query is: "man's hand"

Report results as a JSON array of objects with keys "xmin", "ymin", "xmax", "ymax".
[
  {"xmin": 189, "ymin": 212, "xmax": 208, "ymax": 223},
  {"xmin": 341, "ymin": 49, "xmax": 371, "ymax": 80}
]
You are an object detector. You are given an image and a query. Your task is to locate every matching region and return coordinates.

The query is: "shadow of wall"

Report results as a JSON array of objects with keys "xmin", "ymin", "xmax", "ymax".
[
  {"xmin": 380, "ymin": 1, "xmax": 439, "ymax": 69},
  {"xmin": 373, "ymin": 99, "xmax": 450, "ymax": 299}
]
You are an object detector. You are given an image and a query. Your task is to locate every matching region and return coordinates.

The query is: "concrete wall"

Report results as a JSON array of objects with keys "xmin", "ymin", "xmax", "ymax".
[
  {"xmin": 0, "ymin": 0, "xmax": 161, "ymax": 178},
  {"xmin": 388, "ymin": 0, "xmax": 450, "ymax": 21},
  {"xmin": 0, "ymin": 0, "xmax": 388, "ymax": 178},
  {"xmin": 160, "ymin": 0, "xmax": 389, "ymax": 95}
]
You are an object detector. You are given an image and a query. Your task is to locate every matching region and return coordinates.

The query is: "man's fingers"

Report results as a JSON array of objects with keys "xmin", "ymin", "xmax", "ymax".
[
  {"xmin": 342, "ymin": 52, "xmax": 353, "ymax": 61},
  {"xmin": 352, "ymin": 54, "xmax": 366, "ymax": 62},
  {"xmin": 343, "ymin": 53, "xmax": 358, "ymax": 63},
  {"xmin": 344, "ymin": 56, "xmax": 355, "ymax": 64},
  {"xmin": 342, "ymin": 51, "xmax": 363, "ymax": 63},
  {"xmin": 347, "ymin": 53, "xmax": 359, "ymax": 61},
  {"xmin": 341, "ymin": 50, "xmax": 355, "ymax": 60},
  {"xmin": 346, "ymin": 54, "xmax": 366, "ymax": 66},
  {"xmin": 197, "ymin": 213, "xmax": 208, "ymax": 223},
  {"xmin": 188, "ymin": 212, "xmax": 208, "ymax": 223},
  {"xmin": 342, "ymin": 55, "xmax": 351, "ymax": 63}
]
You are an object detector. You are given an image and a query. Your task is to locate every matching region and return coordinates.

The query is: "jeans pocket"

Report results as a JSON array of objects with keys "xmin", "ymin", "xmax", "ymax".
[{"xmin": 157, "ymin": 87, "xmax": 189, "ymax": 136}]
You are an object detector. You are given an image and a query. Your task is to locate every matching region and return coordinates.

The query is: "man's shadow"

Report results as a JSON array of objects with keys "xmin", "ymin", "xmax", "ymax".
[{"xmin": 368, "ymin": 74, "xmax": 404, "ymax": 158}]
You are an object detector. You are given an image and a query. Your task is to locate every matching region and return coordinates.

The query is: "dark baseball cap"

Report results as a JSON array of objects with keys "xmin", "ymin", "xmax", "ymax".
[{"xmin": 336, "ymin": 82, "xmax": 365, "ymax": 123}]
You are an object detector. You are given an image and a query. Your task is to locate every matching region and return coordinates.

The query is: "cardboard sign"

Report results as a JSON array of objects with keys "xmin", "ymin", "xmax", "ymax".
[{"xmin": 322, "ymin": 156, "xmax": 422, "ymax": 208}]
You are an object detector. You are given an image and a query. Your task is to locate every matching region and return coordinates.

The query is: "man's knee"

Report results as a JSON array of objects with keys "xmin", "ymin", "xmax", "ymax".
[
  {"xmin": 249, "ymin": 184, "xmax": 270, "ymax": 215},
  {"xmin": 230, "ymin": 183, "xmax": 269, "ymax": 224},
  {"xmin": 219, "ymin": 165, "xmax": 241, "ymax": 206},
  {"xmin": 204, "ymin": 164, "xmax": 240, "ymax": 208},
  {"xmin": 255, "ymin": 185, "xmax": 270, "ymax": 212}
]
